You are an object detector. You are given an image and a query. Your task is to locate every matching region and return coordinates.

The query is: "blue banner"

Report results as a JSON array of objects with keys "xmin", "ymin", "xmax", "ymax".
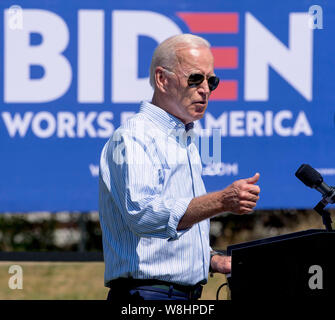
[{"xmin": 0, "ymin": 0, "xmax": 334, "ymax": 211}]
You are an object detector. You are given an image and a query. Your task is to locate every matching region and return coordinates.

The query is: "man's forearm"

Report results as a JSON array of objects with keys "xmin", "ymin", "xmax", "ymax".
[
  {"xmin": 177, "ymin": 191, "xmax": 224, "ymax": 230},
  {"xmin": 177, "ymin": 173, "xmax": 261, "ymax": 230}
]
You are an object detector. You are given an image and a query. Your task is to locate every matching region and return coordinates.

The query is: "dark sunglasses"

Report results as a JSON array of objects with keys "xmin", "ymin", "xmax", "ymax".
[{"xmin": 187, "ymin": 73, "xmax": 220, "ymax": 91}]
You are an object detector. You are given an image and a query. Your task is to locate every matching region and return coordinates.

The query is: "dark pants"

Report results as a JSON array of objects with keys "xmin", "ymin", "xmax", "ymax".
[{"xmin": 107, "ymin": 278, "xmax": 203, "ymax": 301}]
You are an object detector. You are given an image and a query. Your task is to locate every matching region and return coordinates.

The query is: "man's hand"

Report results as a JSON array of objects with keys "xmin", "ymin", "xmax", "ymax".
[
  {"xmin": 210, "ymin": 254, "xmax": 231, "ymax": 274},
  {"xmin": 220, "ymin": 173, "xmax": 260, "ymax": 214}
]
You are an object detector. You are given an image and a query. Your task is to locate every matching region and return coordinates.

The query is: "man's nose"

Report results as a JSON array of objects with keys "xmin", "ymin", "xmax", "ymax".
[{"xmin": 198, "ymin": 79, "xmax": 210, "ymax": 95}]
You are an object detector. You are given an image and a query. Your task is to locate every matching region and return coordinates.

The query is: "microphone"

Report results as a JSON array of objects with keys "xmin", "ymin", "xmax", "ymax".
[{"xmin": 295, "ymin": 164, "xmax": 335, "ymax": 204}]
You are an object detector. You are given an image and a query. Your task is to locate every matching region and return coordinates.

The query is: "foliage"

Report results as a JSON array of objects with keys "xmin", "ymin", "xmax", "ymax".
[
  {"xmin": 0, "ymin": 209, "xmax": 333, "ymax": 252},
  {"xmin": 0, "ymin": 213, "xmax": 102, "ymax": 252}
]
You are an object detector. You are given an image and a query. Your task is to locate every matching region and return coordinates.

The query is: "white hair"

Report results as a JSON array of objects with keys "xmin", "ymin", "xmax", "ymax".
[{"xmin": 149, "ymin": 34, "xmax": 210, "ymax": 88}]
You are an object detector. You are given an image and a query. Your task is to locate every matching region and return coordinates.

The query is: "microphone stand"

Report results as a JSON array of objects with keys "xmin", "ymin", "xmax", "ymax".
[{"xmin": 314, "ymin": 198, "xmax": 333, "ymax": 232}]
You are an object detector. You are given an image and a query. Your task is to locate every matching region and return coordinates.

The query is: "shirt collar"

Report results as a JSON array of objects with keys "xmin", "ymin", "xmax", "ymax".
[
  {"xmin": 185, "ymin": 122, "xmax": 194, "ymax": 132},
  {"xmin": 139, "ymin": 101, "xmax": 194, "ymax": 135}
]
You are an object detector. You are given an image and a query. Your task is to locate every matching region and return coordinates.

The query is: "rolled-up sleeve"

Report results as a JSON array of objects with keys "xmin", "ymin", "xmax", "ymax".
[{"xmin": 105, "ymin": 129, "xmax": 192, "ymax": 240}]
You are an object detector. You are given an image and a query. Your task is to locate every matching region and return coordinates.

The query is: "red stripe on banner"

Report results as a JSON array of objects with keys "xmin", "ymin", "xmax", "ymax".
[
  {"xmin": 211, "ymin": 47, "xmax": 238, "ymax": 69},
  {"xmin": 210, "ymin": 80, "xmax": 238, "ymax": 101},
  {"xmin": 177, "ymin": 12, "xmax": 239, "ymax": 33}
]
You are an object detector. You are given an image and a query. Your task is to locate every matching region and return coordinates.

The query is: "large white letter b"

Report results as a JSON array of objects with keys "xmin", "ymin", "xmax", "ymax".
[{"xmin": 4, "ymin": 9, "xmax": 72, "ymax": 102}]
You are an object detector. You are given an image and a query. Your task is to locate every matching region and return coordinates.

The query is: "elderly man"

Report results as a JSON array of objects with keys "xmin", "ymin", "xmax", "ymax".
[{"xmin": 99, "ymin": 33, "xmax": 260, "ymax": 301}]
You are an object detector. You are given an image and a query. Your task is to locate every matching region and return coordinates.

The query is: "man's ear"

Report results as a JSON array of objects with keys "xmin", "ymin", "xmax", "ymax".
[{"xmin": 154, "ymin": 67, "xmax": 168, "ymax": 92}]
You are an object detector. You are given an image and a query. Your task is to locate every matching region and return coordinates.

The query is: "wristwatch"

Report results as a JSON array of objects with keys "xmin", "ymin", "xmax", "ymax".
[{"xmin": 209, "ymin": 250, "xmax": 227, "ymax": 276}]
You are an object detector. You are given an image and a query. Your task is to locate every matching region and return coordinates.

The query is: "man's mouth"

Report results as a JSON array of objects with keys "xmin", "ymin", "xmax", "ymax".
[
  {"xmin": 193, "ymin": 101, "xmax": 207, "ymax": 111},
  {"xmin": 194, "ymin": 100, "xmax": 206, "ymax": 106}
]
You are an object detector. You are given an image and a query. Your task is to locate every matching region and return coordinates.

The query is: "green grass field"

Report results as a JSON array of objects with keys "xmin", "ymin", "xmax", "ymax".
[{"xmin": 0, "ymin": 262, "xmax": 229, "ymax": 300}]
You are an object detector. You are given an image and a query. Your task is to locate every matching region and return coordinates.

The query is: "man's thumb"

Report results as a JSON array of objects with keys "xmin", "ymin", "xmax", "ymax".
[{"xmin": 245, "ymin": 172, "xmax": 260, "ymax": 184}]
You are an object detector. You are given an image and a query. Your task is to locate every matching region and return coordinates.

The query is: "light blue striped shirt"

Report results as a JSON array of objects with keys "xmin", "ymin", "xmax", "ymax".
[{"xmin": 99, "ymin": 101, "xmax": 211, "ymax": 286}]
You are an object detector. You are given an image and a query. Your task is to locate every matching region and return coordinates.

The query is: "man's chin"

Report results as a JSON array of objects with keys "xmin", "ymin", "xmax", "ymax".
[{"xmin": 192, "ymin": 112, "xmax": 205, "ymax": 121}]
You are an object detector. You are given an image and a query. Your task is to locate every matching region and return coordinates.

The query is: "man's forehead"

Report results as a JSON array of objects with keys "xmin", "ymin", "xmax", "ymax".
[
  {"xmin": 188, "ymin": 48, "xmax": 202, "ymax": 57},
  {"xmin": 177, "ymin": 46, "xmax": 210, "ymax": 59},
  {"xmin": 176, "ymin": 47, "xmax": 214, "ymax": 73}
]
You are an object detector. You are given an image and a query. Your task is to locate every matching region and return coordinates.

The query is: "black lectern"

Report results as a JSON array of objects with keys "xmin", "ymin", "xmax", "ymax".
[{"xmin": 226, "ymin": 229, "xmax": 335, "ymax": 299}]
